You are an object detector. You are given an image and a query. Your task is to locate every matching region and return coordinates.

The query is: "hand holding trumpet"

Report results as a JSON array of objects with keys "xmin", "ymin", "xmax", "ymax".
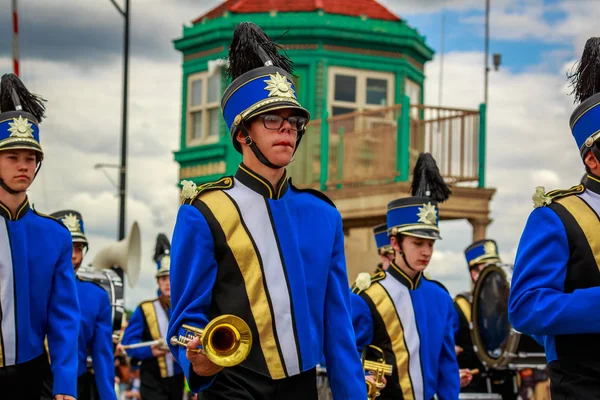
[{"xmin": 185, "ymin": 335, "xmax": 224, "ymax": 377}]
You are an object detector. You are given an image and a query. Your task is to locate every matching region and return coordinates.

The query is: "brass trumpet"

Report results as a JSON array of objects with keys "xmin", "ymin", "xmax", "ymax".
[
  {"xmin": 362, "ymin": 345, "xmax": 393, "ymax": 400},
  {"xmin": 169, "ymin": 314, "xmax": 252, "ymax": 367}
]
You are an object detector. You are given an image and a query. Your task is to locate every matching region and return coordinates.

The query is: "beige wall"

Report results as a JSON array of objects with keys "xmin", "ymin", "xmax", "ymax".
[{"xmin": 344, "ymin": 227, "xmax": 381, "ymax": 285}]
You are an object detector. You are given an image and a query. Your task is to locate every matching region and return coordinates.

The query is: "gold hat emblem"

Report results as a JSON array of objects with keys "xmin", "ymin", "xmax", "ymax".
[
  {"xmin": 62, "ymin": 213, "xmax": 81, "ymax": 233},
  {"xmin": 417, "ymin": 202, "xmax": 437, "ymax": 225},
  {"xmin": 264, "ymin": 73, "xmax": 296, "ymax": 99},
  {"xmin": 8, "ymin": 116, "xmax": 34, "ymax": 138},
  {"xmin": 484, "ymin": 241, "xmax": 497, "ymax": 256}
]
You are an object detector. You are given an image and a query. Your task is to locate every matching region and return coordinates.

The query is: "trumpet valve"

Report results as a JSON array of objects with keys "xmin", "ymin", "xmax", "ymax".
[{"xmin": 169, "ymin": 333, "xmax": 203, "ymax": 354}]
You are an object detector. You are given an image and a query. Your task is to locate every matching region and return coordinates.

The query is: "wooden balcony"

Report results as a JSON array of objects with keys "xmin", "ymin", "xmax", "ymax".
[{"xmin": 287, "ymin": 97, "xmax": 495, "ymax": 241}]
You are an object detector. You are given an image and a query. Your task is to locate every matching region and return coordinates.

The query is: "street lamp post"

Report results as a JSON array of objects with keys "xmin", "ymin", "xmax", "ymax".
[{"xmin": 109, "ymin": 0, "xmax": 130, "ymax": 241}]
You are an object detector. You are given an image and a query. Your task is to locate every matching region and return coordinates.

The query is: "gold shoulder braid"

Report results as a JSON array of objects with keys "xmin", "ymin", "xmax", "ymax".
[
  {"xmin": 181, "ymin": 177, "xmax": 234, "ymax": 205},
  {"xmin": 352, "ymin": 270, "xmax": 386, "ymax": 294},
  {"xmin": 532, "ymin": 184, "xmax": 584, "ymax": 208}
]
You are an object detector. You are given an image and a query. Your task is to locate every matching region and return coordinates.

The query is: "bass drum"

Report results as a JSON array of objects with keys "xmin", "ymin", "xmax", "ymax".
[
  {"xmin": 77, "ymin": 268, "xmax": 125, "ymax": 341},
  {"xmin": 470, "ymin": 263, "xmax": 546, "ymax": 370}
]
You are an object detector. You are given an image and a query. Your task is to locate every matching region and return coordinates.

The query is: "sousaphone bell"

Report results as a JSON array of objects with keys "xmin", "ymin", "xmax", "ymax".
[{"xmin": 91, "ymin": 221, "xmax": 141, "ymax": 288}]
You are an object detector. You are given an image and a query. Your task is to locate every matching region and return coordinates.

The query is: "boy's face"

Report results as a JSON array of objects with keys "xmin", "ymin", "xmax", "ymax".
[{"xmin": 0, "ymin": 149, "xmax": 37, "ymax": 193}]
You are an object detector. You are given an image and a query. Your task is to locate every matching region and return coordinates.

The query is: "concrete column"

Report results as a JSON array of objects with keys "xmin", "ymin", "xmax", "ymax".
[{"xmin": 469, "ymin": 218, "xmax": 491, "ymax": 242}]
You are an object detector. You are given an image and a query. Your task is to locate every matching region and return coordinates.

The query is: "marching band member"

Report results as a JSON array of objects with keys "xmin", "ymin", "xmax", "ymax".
[
  {"xmin": 352, "ymin": 153, "xmax": 460, "ymax": 400},
  {"xmin": 508, "ymin": 37, "xmax": 600, "ymax": 399},
  {"xmin": 373, "ymin": 223, "xmax": 395, "ymax": 273},
  {"xmin": 48, "ymin": 210, "xmax": 117, "ymax": 400},
  {"xmin": 0, "ymin": 74, "xmax": 79, "ymax": 399},
  {"xmin": 168, "ymin": 22, "xmax": 366, "ymax": 399},
  {"xmin": 455, "ymin": 239, "xmax": 516, "ymax": 398},
  {"xmin": 120, "ymin": 234, "xmax": 184, "ymax": 400}
]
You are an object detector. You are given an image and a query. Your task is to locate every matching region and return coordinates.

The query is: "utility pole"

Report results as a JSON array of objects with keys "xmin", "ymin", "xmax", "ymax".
[
  {"xmin": 109, "ymin": 0, "xmax": 130, "ymax": 241},
  {"xmin": 439, "ymin": 11, "xmax": 446, "ymax": 107},
  {"xmin": 484, "ymin": 0, "xmax": 490, "ymax": 106},
  {"xmin": 12, "ymin": 0, "xmax": 19, "ymax": 76}
]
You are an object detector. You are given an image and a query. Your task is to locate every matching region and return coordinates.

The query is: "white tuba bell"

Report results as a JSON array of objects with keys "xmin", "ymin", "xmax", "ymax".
[{"xmin": 91, "ymin": 221, "xmax": 141, "ymax": 288}]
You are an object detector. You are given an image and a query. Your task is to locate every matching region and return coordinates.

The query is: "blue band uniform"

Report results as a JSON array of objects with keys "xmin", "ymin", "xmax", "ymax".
[
  {"xmin": 509, "ymin": 175, "xmax": 600, "ymax": 398},
  {"xmin": 76, "ymin": 278, "xmax": 117, "ymax": 399},
  {"xmin": 0, "ymin": 200, "xmax": 79, "ymax": 396},
  {"xmin": 122, "ymin": 299, "xmax": 183, "ymax": 378},
  {"xmin": 353, "ymin": 262, "xmax": 460, "ymax": 400},
  {"xmin": 167, "ymin": 164, "xmax": 367, "ymax": 398}
]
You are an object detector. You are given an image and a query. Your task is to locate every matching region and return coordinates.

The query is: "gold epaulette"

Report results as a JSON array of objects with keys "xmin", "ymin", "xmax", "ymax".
[
  {"xmin": 532, "ymin": 184, "xmax": 584, "ymax": 208},
  {"xmin": 182, "ymin": 176, "xmax": 234, "ymax": 205},
  {"xmin": 352, "ymin": 270, "xmax": 386, "ymax": 294},
  {"xmin": 33, "ymin": 209, "xmax": 70, "ymax": 232}
]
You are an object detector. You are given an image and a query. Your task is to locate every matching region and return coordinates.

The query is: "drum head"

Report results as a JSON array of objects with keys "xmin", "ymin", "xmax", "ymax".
[
  {"xmin": 471, "ymin": 264, "xmax": 513, "ymax": 368},
  {"xmin": 77, "ymin": 269, "xmax": 124, "ymax": 338}
]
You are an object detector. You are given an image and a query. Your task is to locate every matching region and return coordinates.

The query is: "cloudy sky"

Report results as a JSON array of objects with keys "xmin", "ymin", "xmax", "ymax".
[{"xmin": 0, "ymin": 0, "xmax": 596, "ymax": 307}]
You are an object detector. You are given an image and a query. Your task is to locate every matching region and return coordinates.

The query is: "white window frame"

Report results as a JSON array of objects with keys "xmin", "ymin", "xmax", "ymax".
[
  {"xmin": 404, "ymin": 78, "xmax": 422, "ymax": 118},
  {"xmin": 186, "ymin": 70, "xmax": 221, "ymax": 146},
  {"xmin": 328, "ymin": 66, "xmax": 395, "ymax": 116}
]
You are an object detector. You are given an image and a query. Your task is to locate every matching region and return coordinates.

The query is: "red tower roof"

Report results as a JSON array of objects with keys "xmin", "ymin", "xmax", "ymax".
[{"xmin": 195, "ymin": 0, "xmax": 400, "ymax": 24}]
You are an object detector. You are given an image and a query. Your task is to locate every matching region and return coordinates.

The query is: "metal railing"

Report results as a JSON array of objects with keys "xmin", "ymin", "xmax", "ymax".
[
  {"xmin": 410, "ymin": 105, "xmax": 480, "ymax": 185},
  {"xmin": 287, "ymin": 100, "xmax": 483, "ymax": 189}
]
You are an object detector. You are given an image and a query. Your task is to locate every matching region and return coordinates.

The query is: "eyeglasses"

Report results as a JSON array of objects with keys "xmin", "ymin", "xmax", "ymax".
[{"xmin": 259, "ymin": 114, "xmax": 308, "ymax": 132}]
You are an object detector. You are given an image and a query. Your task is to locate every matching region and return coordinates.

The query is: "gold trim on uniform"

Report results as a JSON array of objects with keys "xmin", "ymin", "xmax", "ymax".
[
  {"xmin": 389, "ymin": 262, "xmax": 421, "ymax": 290},
  {"xmin": 239, "ymin": 164, "xmax": 274, "ymax": 198},
  {"xmin": 140, "ymin": 302, "xmax": 168, "ymax": 378},
  {"xmin": 588, "ymin": 174, "xmax": 600, "ymax": 184},
  {"xmin": 200, "ymin": 190, "xmax": 286, "ymax": 379},
  {"xmin": 454, "ymin": 296, "xmax": 471, "ymax": 323},
  {"xmin": 556, "ymin": 196, "xmax": 600, "ymax": 272},
  {"xmin": 570, "ymin": 101, "xmax": 600, "ymax": 129},
  {"xmin": 242, "ymin": 98, "xmax": 302, "ymax": 121},
  {"xmin": 365, "ymin": 283, "xmax": 415, "ymax": 400}
]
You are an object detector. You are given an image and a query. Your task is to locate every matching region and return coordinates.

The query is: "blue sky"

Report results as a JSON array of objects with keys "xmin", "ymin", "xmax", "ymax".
[{"xmin": 401, "ymin": 2, "xmax": 571, "ymax": 74}]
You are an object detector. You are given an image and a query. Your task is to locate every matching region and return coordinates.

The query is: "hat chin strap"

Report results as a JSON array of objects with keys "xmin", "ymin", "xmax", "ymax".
[
  {"xmin": 591, "ymin": 143, "xmax": 600, "ymax": 166},
  {"xmin": 0, "ymin": 159, "xmax": 42, "ymax": 195},
  {"xmin": 397, "ymin": 237, "xmax": 417, "ymax": 272},
  {"xmin": 238, "ymin": 122, "xmax": 303, "ymax": 170}
]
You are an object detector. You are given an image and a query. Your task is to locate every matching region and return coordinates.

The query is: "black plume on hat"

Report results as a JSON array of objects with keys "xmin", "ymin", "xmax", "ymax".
[
  {"xmin": 568, "ymin": 37, "xmax": 600, "ymax": 105},
  {"xmin": 0, "ymin": 73, "xmax": 46, "ymax": 122},
  {"xmin": 226, "ymin": 22, "xmax": 293, "ymax": 81},
  {"xmin": 153, "ymin": 233, "xmax": 170, "ymax": 263},
  {"xmin": 410, "ymin": 152, "xmax": 451, "ymax": 202}
]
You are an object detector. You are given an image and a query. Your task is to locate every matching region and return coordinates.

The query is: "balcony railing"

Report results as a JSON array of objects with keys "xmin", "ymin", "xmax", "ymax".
[{"xmin": 287, "ymin": 95, "xmax": 486, "ymax": 190}]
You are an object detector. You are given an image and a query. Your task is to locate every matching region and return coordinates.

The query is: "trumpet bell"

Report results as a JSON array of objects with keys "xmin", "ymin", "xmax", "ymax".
[
  {"xmin": 171, "ymin": 314, "xmax": 252, "ymax": 368},
  {"xmin": 203, "ymin": 315, "xmax": 252, "ymax": 367}
]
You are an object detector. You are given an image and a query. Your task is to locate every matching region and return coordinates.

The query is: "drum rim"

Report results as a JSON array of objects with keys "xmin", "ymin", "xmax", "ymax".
[{"xmin": 470, "ymin": 263, "xmax": 519, "ymax": 369}]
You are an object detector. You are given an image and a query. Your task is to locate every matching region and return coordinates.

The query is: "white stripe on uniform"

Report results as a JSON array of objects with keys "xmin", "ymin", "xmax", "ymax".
[
  {"xmin": 380, "ymin": 276, "xmax": 424, "ymax": 399},
  {"xmin": 227, "ymin": 180, "xmax": 300, "ymax": 376},
  {"xmin": 0, "ymin": 218, "xmax": 17, "ymax": 366},
  {"xmin": 153, "ymin": 300, "xmax": 175, "ymax": 377}
]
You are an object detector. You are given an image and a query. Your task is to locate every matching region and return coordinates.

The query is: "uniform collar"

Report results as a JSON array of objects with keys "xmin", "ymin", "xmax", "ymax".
[
  {"xmin": 388, "ymin": 261, "xmax": 423, "ymax": 290},
  {"xmin": 585, "ymin": 173, "xmax": 600, "ymax": 195},
  {"xmin": 0, "ymin": 197, "xmax": 30, "ymax": 221},
  {"xmin": 235, "ymin": 163, "xmax": 289, "ymax": 199}
]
